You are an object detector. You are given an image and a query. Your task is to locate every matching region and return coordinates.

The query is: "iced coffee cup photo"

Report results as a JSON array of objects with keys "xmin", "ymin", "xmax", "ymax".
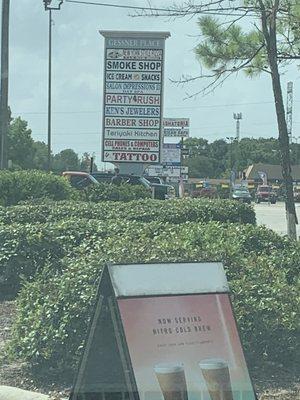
[
  {"xmin": 154, "ymin": 363, "xmax": 188, "ymax": 400},
  {"xmin": 199, "ymin": 359, "xmax": 234, "ymax": 400}
]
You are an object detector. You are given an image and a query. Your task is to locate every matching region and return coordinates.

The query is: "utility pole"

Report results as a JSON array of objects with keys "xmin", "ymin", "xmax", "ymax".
[
  {"xmin": 0, "ymin": 0, "xmax": 10, "ymax": 170},
  {"xmin": 292, "ymin": 136, "xmax": 300, "ymax": 165},
  {"xmin": 286, "ymin": 81, "xmax": 293, "ymax": 140},
  {"xmin": 226, "ymin": 136, "xmax": 235, "ymax": 195},
  {"xmin": 43, "ymin": 1, "xmax": 63, "ymax": 171},
  {"xmin": 233, "ymin": 113, "xmax": 242, "ymax": 177}
]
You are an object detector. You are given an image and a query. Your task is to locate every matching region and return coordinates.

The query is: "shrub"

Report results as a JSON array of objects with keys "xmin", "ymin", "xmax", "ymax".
[
  {"xmin": 85, "ymin": 182, "xmax": 151, "ymax": 202},
  {"xmin": 7, "ymin": 222, "xmax": 300, "ymax": 372},
  {"xmin": 0, "ymin": 218, "xmax": 154, "ymax": 297},
  {"xmin": 0, "ymin": 198, "xmax": 256, "ymax": 225},
  {"xmin": 0, "ymin": 170, "xmax": 73, "ymax": 206}
]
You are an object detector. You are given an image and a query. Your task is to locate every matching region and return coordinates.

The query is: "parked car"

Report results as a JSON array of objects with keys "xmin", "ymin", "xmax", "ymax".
[
  {"xmin": 293, "ymin": 186, "xmax": 300, "ymax": 202},
  {"xmin": 232, "ymin": 187, "xmax": 252, "ymax": 204},
  {"xmin": 62, "ymin": 171, "xmax": 99, "ymax": 189},
  {"xmin": 255, "ymin": 185, "xmax": 277, "ymax": 204},
  {"xmin": 91, "ymin": 172, "xmax": 175, "ymax": 200},
  {"xmin": 144, "ymin": 176, "xmax": 164, "ymax": 185}
]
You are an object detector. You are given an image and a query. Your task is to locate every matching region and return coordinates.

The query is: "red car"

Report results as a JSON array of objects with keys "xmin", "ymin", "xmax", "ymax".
[{"xmin": 255, "ymin": 185, "xmax": 277, "ymax": 204}]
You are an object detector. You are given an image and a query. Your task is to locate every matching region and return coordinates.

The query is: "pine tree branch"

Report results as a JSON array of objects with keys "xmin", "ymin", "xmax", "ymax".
[{"xmin": 171, "ymin": 42, "xmax": 265, "ymax": 97}]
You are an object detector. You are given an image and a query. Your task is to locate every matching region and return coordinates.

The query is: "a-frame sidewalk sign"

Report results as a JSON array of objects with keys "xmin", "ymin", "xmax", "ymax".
[{"xmin": 69, "ymin": 262, "xmax": 257, "ymax": 400}]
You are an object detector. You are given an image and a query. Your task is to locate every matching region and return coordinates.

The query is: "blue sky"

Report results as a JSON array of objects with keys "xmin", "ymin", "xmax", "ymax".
[{"xmin": 6, "ymin": 0, "xmax": 300, "ymax": 167}]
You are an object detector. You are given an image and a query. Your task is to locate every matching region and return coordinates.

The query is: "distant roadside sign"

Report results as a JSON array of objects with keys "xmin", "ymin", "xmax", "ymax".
[
  {"xmin": 162, "ymin": 143, "xmax": 181, "ymax": 165},
  {"xmin": 163, "ymin": 118, "xmax": 190, "ymax": 137},
  {"xmin": 163, "ymin": 118, "xmax": 190, "ymax": 127},
  {"xmin": 100, "ymin": 31, "xmax": 170, "ymax": 164},
  {"xmin": 164, "ymin": 128, "xmax": 189, "ymax": 137},
  {"xmin": 181, "ymin": 148, "xmax": 190, "ymax": 156}
]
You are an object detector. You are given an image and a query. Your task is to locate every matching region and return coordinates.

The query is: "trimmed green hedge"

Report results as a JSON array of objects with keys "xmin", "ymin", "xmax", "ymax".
[
  {"xmin": 0, "ymin": 199, "xmax": 255, "ymax": 297},
  {"xmin": 0, "ymin": 218, "xmax": 150, "ymax": 297},
  {"xmin": 7, "ymin": 221, "xmax": 300, "ymax": 372},
  {"xmin": 85, "ymin": 182, "xmax": 151, "ymax": 202},
  {"xmin": 0, "ymin": 170, "xmax": 73, "ymax": 206},
  {"xmin": 0, "ymin": 198, "xmax": 256, "ymax": 225},
  {"xmin": 0, "ymin": 171, "xmax": 153, "ymax": 206}
]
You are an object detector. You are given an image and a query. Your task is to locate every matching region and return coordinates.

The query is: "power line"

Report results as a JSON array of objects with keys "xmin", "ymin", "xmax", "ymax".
[
  {"xmin": 13, "ymin": 100, "xmax": 279, "ymax": 116},
  {"xmin": 65, "ymin": 0, "xmax": 257, "ymax": 17},
  {"xmin": 65, "ymin": 0, "xmax": 172, "ymax": 12}
]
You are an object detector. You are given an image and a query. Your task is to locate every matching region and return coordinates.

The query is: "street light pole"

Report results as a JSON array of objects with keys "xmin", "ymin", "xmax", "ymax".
[
  {"xmin": 0, "ymin": 0, "xmax": 10, "ymax": 170},
  {"xmin": 233, "ymin": 113, "xmax": 242, "ymax": 178},
  {"xmin": 226, "ymin": 136, "xmax": 235, "ymax": 195},
  {"xmin": 43, "ymin": 1, "xmax": 63, "ymax": 171},
  {"xmin": 47, "ymin": 8, "xmax": 52, "ymax": 171},
  {"xmin": 233, "ymin": 113, "xmax": 242, "ymax": 142}
]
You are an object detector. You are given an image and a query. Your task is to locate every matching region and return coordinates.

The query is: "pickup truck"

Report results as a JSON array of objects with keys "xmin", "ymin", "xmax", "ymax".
[{"xmin": 92, "ymin": 172, "xmax": 176, "ymax": 200}]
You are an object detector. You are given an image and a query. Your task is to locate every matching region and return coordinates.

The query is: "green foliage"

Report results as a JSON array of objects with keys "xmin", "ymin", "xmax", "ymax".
[
  {"xmin": 182, "ymin": 137, "xmax": 291, "ymax": 178},
  {"xmin": 0, "ymin": 218, "xmax": 148, "ymax": 297},
  {"xmin": 3, "ymin": 198, "xmax": 297, "ymax": 373},
  {"xmin": 32, "ymin": 141, "xmax": 48, "ymax": 171},
  {"xmin": 8, "ymin": 117, "xmax": 35, "ymax": 170},
  {"xmin": 195, "ymin": 16, "xmax": 265, "ymax": 77},
  {"xmin": 0, "ymin": 199, "xmax": 254, "ymax": 297},
  {"xmin": 6, "ymin": 115, "xmax": 97, "ymax": 173},
  {"xmin": 0, "ymin": 170, "xmax": 74, "ymax": 206},
  {"xmin": 85, "ymin": 182, "xmax": 151, "ymax": 202},
  {"xmin": 52, "ymin": 149, "xmax": 81, "ymax": 174},
  {"xmin": 0, "ymin": 198, "xmax": 256, "ymax": 225},
  {"xmin": 7, "ymin": 221, "xmax": 300, "ymax": 372}
]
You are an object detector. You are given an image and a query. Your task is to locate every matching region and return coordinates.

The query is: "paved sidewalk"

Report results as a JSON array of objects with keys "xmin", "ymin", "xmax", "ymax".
[
  {"xmin": 254, "ymin": 202, "xmax": 300, "ymax": 236},
  {"xmin": 0, "ymin": 386, "xmax": 49, "ymax": 400}
]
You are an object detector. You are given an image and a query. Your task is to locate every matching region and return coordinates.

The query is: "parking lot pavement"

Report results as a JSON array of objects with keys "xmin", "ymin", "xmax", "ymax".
[{"xmin": 254, "ymin": 201, "xmax": 300, "ymax": 236}]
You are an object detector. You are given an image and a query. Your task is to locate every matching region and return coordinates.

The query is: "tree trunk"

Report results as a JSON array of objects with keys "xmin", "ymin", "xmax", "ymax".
[{"xmin": 260, "ymin": 1, "xmax": 298, "ymax": 239}]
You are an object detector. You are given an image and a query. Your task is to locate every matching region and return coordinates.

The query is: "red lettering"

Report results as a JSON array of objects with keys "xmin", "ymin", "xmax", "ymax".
[{"xmin": 111, "ymin": 152, "xmax": 158, "ymax": 162}]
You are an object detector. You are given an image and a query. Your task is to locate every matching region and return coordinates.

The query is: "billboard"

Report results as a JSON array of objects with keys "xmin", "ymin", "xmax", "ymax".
[{"xmin": 100, "ymin": 31, "xmax": 170, "ymax": 164}]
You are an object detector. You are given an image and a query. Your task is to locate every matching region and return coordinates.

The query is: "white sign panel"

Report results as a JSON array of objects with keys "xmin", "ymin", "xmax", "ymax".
[
  {"xmin": 105, "ymin": 82, "xmax": 161, "ymax": 94},
  {"xmin": 164, "ymin": 128, "xmax": 189, "ymax": 137},
  {"xmin": 105, "ymin": 128, "xmax": 159, "ymax": 140},
  {"xmin": 163, "ymin": 118, "xmax": 190, "ymax": 137},
  {"xmin": 103, "ymin": 151, "xmax": 158, "ymax": 163},
  {"xmin": 162, "ymin": 143, "xmax": 181, "ymax": 165},
  {"xmin": 163, "ymin": 118, "xmax": 190, "ymax": 128},
  {"xmin": 100, "ymin": 31, "xmax": 170, "ymax": 164}
]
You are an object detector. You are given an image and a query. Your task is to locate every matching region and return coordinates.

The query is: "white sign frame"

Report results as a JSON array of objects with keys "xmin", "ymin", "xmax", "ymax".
[{"xmin": 100, "ymin": 31, "xmax": 170, "ymax": 164}]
